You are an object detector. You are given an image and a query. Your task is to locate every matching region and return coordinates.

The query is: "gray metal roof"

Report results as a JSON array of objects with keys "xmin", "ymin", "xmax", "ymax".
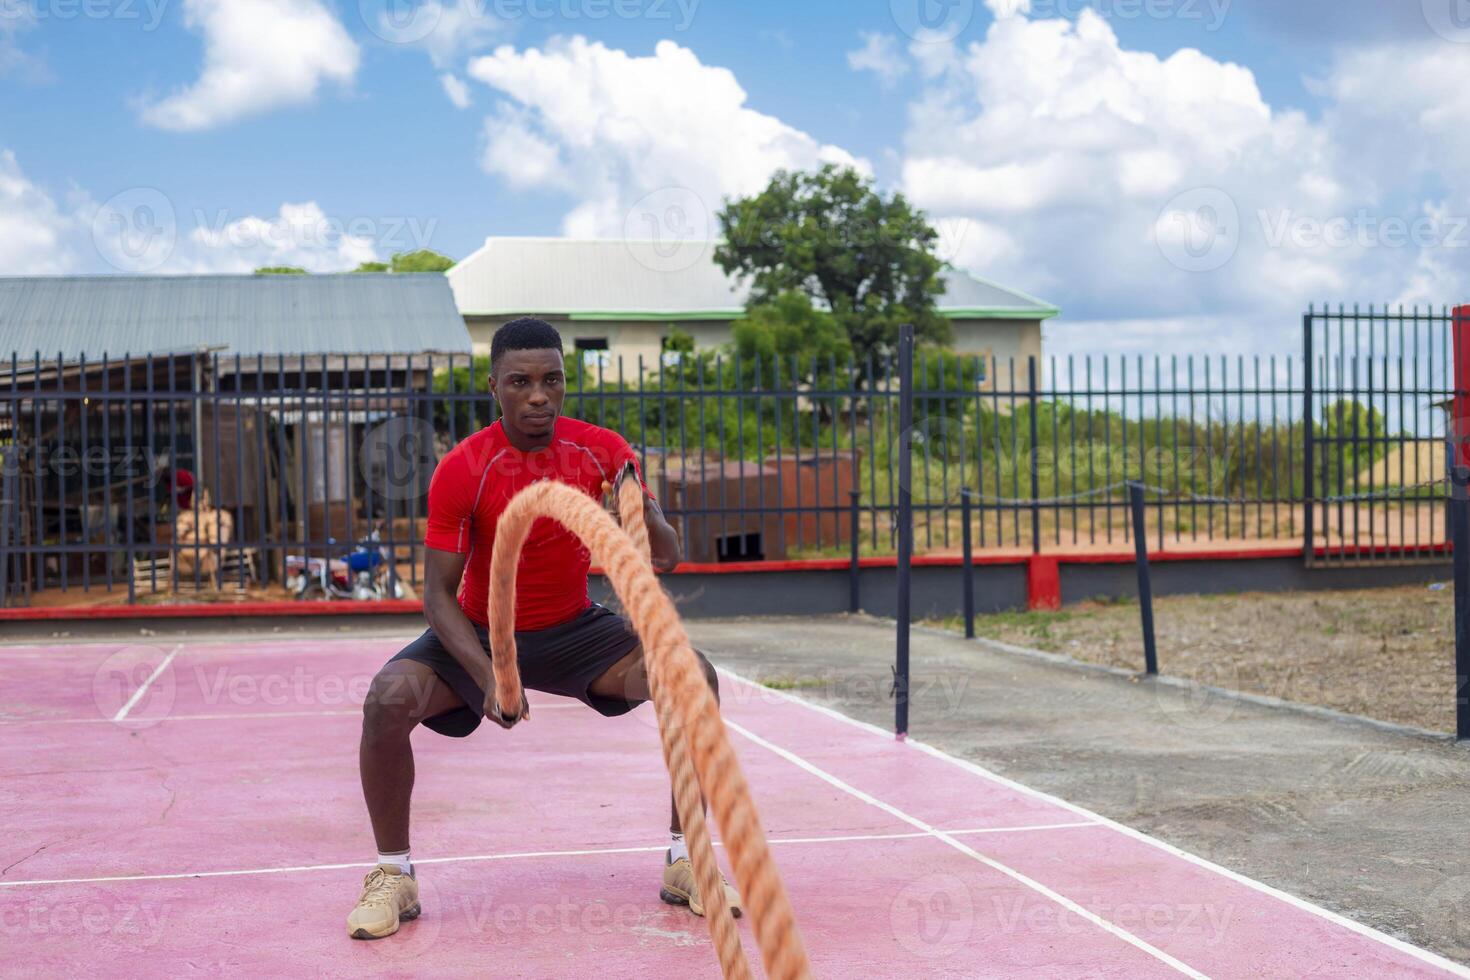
[
  {"xmin": 448, "ymin": 237, "xmax": 1058, "ymax": 320},
  {"xmin": 0, "ymin": 273, "xmax": 472, "ymax": 360}
]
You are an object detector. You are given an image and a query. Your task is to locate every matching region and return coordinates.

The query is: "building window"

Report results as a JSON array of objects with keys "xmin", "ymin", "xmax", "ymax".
[{"xmin": 575, "ymin": 337, "xmax": 611, "ymax": 370}]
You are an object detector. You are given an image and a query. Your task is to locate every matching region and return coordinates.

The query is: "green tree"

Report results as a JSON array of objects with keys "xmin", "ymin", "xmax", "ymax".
[
  {"xmin": 1322, "ymin": 399, "xmax": 1390, "ymax": 477},
  {"xmin": 389, "ymin": 249, "xmax": 455, "ymax": 273},
  {"xmin": 714, "ymin": 164, "xmax": 951, "ymax": 366},
  {"xmin": 254, "ymin": 266, "xmax": 307, "ymax": 275},
  {"xmin": 351, "ymin": 261, "xmax": 390, "ymax": 273},
  {"xmin": 730, "ymin": 291, "xmax": 852, "ymax": 385}
]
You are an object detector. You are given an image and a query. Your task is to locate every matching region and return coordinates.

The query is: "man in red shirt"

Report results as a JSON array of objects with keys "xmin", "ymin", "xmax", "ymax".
[{"xmin": 347, "ymin": 318, "xmax": 741, "ymax": 940}]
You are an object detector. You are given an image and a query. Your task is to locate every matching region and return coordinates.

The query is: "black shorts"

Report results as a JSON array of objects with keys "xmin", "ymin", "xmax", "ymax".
[{"xmin": 387, "ymin": 604, "xmax": 645, "ymax": 737}]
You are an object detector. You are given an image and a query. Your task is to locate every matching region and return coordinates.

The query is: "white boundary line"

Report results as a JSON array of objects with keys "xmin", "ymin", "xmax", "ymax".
[
  {"xmin": 724, "ymin": 717, "xmax": 1207, "ymax": 979},
  {"xmin": 716, "ymin": 666, "xmax": 1470, "ymax": 979},
  {"xmin": 0, "ymin": 823, "xmax": 1098, "ymax": 889},
  {"xmin": 112, "ymin": 644, "xmax": 182, "ymax": 722}
]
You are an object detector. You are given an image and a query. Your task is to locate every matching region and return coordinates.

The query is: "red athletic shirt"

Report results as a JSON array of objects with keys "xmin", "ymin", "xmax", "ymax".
[{"xmin": 424, "ymin": 417, "xmax": 649, "ymax": 632}]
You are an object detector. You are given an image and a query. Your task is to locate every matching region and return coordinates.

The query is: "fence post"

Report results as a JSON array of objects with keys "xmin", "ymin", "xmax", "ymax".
[
  {"xmin": 1128, "ymin": 482, "xmax": 1159, "ymax": 676},
  {"xmin": 895, "ymin": 323, "xmax": 914, "ymax": 740},
  {"xmin": 1027, "ymin": 356, "xmax": 1041, "ymax": 555},
  {"xmin": 1453, "ymin": 306, "xmax": 1470, "ymax": 741},
  {"xmin": 1302, "ymin": 312, "xmax": 1315, "ymax": 563},
  {"xmin": 960, "ymin": 488, "xmax": 975, "ymax": 639},
  {"xmin": 848, "ymin": 489, "xmax": 860, "ymax": 614}
]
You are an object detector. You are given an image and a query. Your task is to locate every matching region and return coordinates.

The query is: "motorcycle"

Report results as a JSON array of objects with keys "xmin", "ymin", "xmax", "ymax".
[{"xmin": 286, "ymin": 527, "xmax": 404, "ymax": 601}]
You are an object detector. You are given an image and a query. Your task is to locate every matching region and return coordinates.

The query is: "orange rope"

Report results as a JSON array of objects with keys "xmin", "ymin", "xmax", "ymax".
[
  {"xmin": 611, "ymin": 471, "xmax": 748, "ymax": 980},
  {"xmin": 487, "ymin": 477, "xmax": 811, "ymax": 980}
]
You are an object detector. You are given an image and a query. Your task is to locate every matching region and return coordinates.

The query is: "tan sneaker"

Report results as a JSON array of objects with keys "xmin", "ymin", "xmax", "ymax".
[
  {"xmin": 347, "ymin": 864, "xmax": 421, "ymax": 940},
  {"xmin": 660, "ymin": 851, "xmax": 742, "ymax": 919}
]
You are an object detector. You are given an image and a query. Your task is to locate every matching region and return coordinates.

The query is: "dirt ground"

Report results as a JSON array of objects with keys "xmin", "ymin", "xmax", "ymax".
[{"xmin": 934, "ymin": 584, "xmax": 1459, "ymax": 734}]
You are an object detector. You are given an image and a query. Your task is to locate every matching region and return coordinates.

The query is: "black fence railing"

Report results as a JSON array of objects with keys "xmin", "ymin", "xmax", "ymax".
[{"xmin": 0, "ymin": 313, "xmax": 1455, "ymax": 607}]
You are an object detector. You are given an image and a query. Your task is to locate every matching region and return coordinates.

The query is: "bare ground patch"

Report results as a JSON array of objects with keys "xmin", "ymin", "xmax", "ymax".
[{"xmin": 932, "ymin": 584, "xmax": 1458, "ymax": 734}]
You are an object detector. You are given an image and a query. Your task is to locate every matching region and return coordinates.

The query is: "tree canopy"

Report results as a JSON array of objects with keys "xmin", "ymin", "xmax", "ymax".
[
  {"xmin": 387, "ymin": 249, "xmax": 455, "ymax": 273},
  {"xmin": 714, "ymin": 164, "xmax": 950, "ymax": 365}
]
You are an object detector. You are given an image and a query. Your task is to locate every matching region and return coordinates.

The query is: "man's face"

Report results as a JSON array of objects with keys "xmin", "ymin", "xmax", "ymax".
[{"xmin": 489, "ymin": 348, "xmax": 566, "ymax": 440}]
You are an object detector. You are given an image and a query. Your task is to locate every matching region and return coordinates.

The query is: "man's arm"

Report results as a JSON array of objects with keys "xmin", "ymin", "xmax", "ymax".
[
  {"xmin": 422, "ymin": 548, "xmax": 528, "ymax": 729},
  {"xmin": 611, "ymin": 458, "xmax": 681, "ymax": 572},
  {"xmin": 643, "ymin": 495, "xmax": 682, "ymax": 573}
]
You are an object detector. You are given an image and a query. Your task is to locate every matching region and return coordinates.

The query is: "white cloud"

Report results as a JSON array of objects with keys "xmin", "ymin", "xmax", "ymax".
[
  {"xmin": 184, "ymin": 202, "xmax": 379, "ymax": 273},
  {"xmin": 847, "ymin": 32, "xmax": 909, "ymax": 87},
  {"xmin": 466, "ymin": 37, "xmax": 868, "ymax": 237},
  {"xmin": 893, "ymin": 8, "xmax": 1470, "ymax": 356},
  {"xmin": 0, "ymin": 2, "xmax": 48, "ymax": 80},
  {"xmin": 138, "ymin": 0, "xmax": 359, "ymax": 131},
  {"xmin": 441, "ymin": 73, "xmax": 471, "ymax": 109},
  {"xmin": 389, "ymin": 0, "xmax": 506, "ymax": 68},
  {"xmin": 0, "ymin": 150, "xmax": 77, "ymax": 273},
  {"xmin": 984, "ymin": 0, "xmax": 1032, "ymax": 16},
  {"xmin": 894, "ymin": 9, "xmax": 1470, "ymax": 354}
]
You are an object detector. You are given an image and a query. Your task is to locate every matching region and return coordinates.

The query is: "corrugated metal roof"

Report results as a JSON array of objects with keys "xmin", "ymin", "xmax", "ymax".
[
  {"xmin": 0, "ymin": 274, "xmax": 472, "ymax": 359},
  {"xmin": 448, "ymin": 237, "xmax": 1058, "ymax": 319}
]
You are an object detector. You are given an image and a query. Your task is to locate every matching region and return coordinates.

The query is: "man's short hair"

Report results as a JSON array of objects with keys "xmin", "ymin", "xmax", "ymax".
[{"xmin": 491, "ymin": 317, "xmax": 564, "ymax": 370}]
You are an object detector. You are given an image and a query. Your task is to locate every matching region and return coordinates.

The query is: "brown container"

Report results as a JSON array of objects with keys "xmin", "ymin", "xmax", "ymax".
[
  {"xmin": 762, "ymin": 450, "xmax": 861, "ymax": 552},
  {"xmin": 656, "ymin": 461, "xmax": 786, "ymax": 563}
]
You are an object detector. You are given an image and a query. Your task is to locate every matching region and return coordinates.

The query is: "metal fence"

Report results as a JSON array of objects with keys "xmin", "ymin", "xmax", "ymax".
[{"xmin": 0, "ymin": 312, "xmax": 1456, "ymax": 607}]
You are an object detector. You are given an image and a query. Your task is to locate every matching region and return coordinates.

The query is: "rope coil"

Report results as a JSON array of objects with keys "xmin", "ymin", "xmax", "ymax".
[{"xmin": 486, "ymin": 472, "xmax": 811, "ymax": 980}]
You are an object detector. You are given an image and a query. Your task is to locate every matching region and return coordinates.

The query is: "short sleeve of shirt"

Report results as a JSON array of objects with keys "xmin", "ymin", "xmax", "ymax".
[{"xmin": 424, "ymin": 450, "xmax": 475, "ymax": 553}]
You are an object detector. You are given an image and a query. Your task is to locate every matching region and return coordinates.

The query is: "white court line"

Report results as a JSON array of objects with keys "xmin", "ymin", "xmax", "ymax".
[
  {"xmin": 724, "ymin": 717, "xmax": 1208, "ymax": 979},
  {"xmin": 112, "ymin": 643, "xmax": 182, "ymax": 722},
  {"xmin": 716, "ymin": 666, "xmax": 1470, "ymax": 980},
  {"xmin": 0, "ymin": 704, "xmax": 585, "ymax": 726},
  {"xmin": 0, "ymin": 823, "xmax": 1095, "ymax": 888}
]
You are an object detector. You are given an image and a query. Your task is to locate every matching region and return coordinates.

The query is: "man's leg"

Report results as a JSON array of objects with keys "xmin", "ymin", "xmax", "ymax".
[
  {"xmin": 587, "ymin": 645, "xmax": 741, "ymax": 918},
  {"xmin": 350, "ymin": 658, "xmax": 465, "ymax": 941},
  {"xmin": 360, "ymin": 658, "xmax": 467, "ymax": 852},
  {"xmin": 586, "ymin": 644, "xmax": 720, "ymax": 836}
]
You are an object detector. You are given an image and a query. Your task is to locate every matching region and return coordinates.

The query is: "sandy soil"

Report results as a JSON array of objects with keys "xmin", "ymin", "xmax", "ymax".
[{"xmin": 936, "ymin": 584, "xmax": 1460, "ymax": 734}]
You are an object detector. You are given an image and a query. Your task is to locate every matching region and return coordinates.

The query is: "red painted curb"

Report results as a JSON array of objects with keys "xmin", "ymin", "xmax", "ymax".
[
  {"xmin": 0, "ymin": 599, "xmax": 424, "ymax": 622},
  {"xmin": 1026, "ymin": 555, "xmax": 1062, "ymax": 611},
  {"xmin": 0, "ymin": 542, "xmax": 1447, "ymax": 622}
]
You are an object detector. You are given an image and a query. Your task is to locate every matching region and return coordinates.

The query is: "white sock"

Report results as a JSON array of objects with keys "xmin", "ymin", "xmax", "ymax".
[
  {"xmin": 377, "ymin": 850, "xmax": 412, "ymax": 874},
  {"xmin": 669, "ymin": 833, "xmax": 688, "ymax": 863}
]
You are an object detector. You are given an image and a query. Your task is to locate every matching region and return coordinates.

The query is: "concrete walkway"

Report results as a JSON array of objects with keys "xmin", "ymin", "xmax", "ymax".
[{"xmin": 687, "ymin": 614, "xmax": 1470, "ymax": 967}]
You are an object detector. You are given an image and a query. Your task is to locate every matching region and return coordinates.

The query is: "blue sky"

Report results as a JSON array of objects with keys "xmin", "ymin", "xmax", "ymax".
[{"xmin": 3, "ymin": 0, "xmax": 1468, "ymax": 354}]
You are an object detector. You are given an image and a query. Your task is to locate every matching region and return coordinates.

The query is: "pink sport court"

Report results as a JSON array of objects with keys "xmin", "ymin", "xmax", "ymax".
[{"xmin": 3, "ymin": 626, "xmax": 1465, "ymax": 979}]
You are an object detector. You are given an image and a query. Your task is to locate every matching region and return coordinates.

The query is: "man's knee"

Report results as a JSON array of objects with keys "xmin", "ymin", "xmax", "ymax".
[{"xmin": 362, "ymin": 666, "xmax": 423, "ymax": 739}]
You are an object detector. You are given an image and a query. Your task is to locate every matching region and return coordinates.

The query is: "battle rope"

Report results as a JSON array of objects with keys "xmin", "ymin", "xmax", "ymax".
[{"xmin": 485, "ymin": 473, "xmax": 811, "ymax": 980}]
